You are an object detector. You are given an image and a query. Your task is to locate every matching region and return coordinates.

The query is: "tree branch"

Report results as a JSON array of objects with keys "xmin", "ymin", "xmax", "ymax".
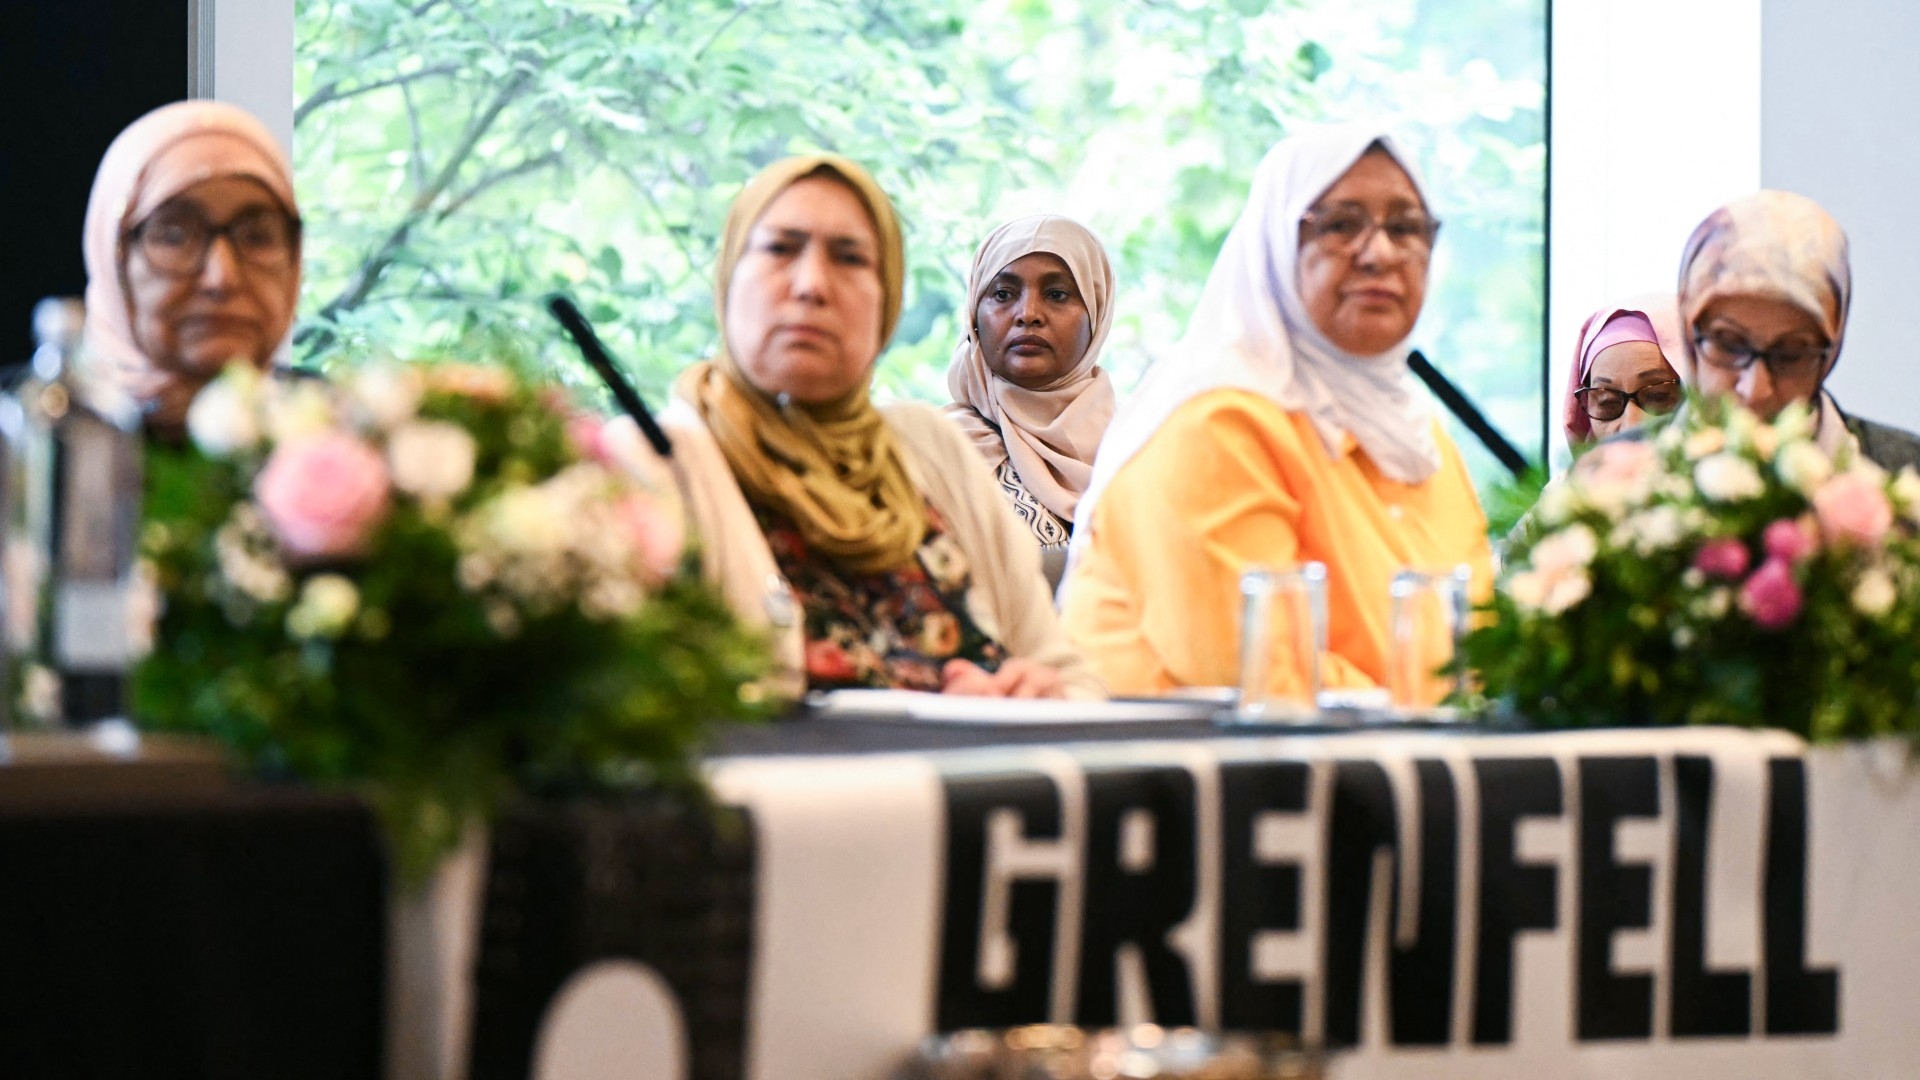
[
  {"xmin": 434, "ymin": 151, "xmax": 563, "ymax": 222},
  {"xmin": 294, "ymin": 63, "xmax": 462, "ymax": 128},
  {"xmin": 298, "ymin": 67, "xmax": 536, "ymax": 356}
]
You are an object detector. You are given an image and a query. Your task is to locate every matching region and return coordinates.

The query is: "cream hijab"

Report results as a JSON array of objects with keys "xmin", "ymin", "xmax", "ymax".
[
  {"xmin": 81, "ymin": 100, "xmax": 299, "ymax": 422},
  {"xmin": 675, "ymin": 154, "xmax": 928, "ymax": 575},
  {"xmin": 1677, "ymin": 190, "xmax": 1854, "ymax": 455},
  {"xmin": 1068, "ymin": 125, "xmax": 1440, "ymax": 569},
  {"xmin": 943, "ymin": 214, "xmax": 1117, "ymax": 522}
]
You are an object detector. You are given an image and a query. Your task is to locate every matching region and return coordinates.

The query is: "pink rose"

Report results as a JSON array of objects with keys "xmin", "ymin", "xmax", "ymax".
[
  {"xmin": 616, "ymin": 493, "xmax": 683, "ymax": 582},
  {"xmin": 254, "ymin": 433, "xmax": 392, "ymax": 561},
  {"xmin": 566, "ymin": 415, "xmax": 607, "ymax": 463},
  {"xmin": 1812, "ymin": 471, "xmax": 1894, "ymax": 548},
  {"xmin": 1693, "ymin": 537, "xmax": 1751, "ymax": 580},
  {"xmin": 1576, "ymin": 437, "xmax": 1659, "ymax": 488},
  {"xmin": 1762, "ymin": 517, "xmax": 1818, "ymax": 564},
  {"xmin": 1738, "ymin": 557, "xmax": 1804, "ymax": 630}
]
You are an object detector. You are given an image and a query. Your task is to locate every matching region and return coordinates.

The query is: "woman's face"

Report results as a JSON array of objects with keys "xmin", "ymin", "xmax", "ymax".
[
  {"xmin": 121, "ymin": 176, "xmax": 300, "ymax": 384},
  {"xmin": 974, "ymin": 252, "xmax": 1093, "ymax": 391},
  {"xmin": 724, "ymin": 175, "xmax": 885, "ymax": 405},
  {"xmin": 1584, "ymin": 341, "xmax": 1681, "ymax": 440},
  {"xmin": 1296, "ymin": 150, "xmax": 1431, "ymax": 356},
  {"xmin": 1691, "ymin": 294, "xmax": 1830, "ymax": 420}
]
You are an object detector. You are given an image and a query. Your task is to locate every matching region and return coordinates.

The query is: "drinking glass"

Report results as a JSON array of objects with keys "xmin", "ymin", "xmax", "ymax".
[
  {"xmin": 1386, "ymin": 564, "xmax": 1473, "ymax": 714},
  {"xmin": 1235, "ymin": 562, "xmax": 1328, "ymax": 722}
]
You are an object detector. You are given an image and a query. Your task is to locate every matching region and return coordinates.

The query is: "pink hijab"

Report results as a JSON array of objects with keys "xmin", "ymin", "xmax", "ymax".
[
  {"xmin": 1563, "ymin": 294, "xmax": 1686, "ymax": 448},
  {"xmin": 80, "ymin": 100, "xmax": 299, "ymax": 411},
  {"xmin": 944, "ymin": 214, "xmax": 1117, "ymax": 522}
]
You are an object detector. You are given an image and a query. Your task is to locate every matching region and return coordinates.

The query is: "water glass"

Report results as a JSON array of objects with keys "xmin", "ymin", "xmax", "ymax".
[
  {"xmin": 1386, "ymin": 564, "xmax": 1473, "ymax": 713},
  {"xmin": 1235, "ymin": 562, "xmax": 1328, "ymax": 721}
]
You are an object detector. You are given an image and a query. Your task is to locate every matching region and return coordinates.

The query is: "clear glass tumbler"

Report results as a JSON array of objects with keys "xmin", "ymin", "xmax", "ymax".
[
  {"xmin": 1235, "ymin": 562, "xmax": 1328, "ymax": 722},
  {"xmin": 1386, "ymin": 564, "xmax": 1474, "ymax": 714}
]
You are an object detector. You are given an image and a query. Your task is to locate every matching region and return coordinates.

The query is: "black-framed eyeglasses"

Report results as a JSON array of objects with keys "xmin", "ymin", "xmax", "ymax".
[
  {"xmin": 1692, "ymin": 330, "xmax": 1830, "ymax": 381},
  {"xmin": 1574, "ymin": 379, "xmax": 1683, "ymax": 422},
  {"xmin": 125, "ymin": 205, "xmax": 301, "ymax": 276},
  {"xmin": 1299, "ymin": 202, "xmax": 1440, "ymax": 256}
]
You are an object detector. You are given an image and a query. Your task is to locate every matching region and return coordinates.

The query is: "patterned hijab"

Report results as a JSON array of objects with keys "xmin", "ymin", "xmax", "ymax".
[
  {"xmin": 81, "ymin": 100, "xmax": 299, "ymax": 423},
  {"xmin": 943, "ymin": 214, "xmax": 1117, "ymax": 522},
  {"xmin": 1070, "ymin": 124, "xmax": 1439, "ymax": 565},
  {"xmin": 1677, "ymin": 190, "xmax": 1852, "ymax": 452},
  {"xmin": 675, "ymin": 154, "xmax": 926, "ymax": 575}
]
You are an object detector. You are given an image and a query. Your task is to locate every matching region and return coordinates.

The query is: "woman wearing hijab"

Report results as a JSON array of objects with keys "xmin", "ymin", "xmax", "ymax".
[
  {"xmin": 1564, "ymin": 296, "xmax": 1686, "ymax": 449},
  {"xmin": 1678, "ymin": 190, "xmax": 1920, "ymax": 469},
  {"xmin": 945, "ymin": 215, "xmax": 1117, "ymax": 587},
  {"xmin": 1058, "ymin": 126, "xmax": 1492, "ymax": 701},
  {"xmin": 663, "ymin": 155, "xmax": 1101, "ymax": 700},
  {"xmin": 82, "ymin": 100, "xmax": 301, "ymax": 434}
]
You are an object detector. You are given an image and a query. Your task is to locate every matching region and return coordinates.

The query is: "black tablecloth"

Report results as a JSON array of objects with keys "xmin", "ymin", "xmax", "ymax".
[{"xmin": 0, "ymin": 788, "xmax": 386, "ymax": 1080}]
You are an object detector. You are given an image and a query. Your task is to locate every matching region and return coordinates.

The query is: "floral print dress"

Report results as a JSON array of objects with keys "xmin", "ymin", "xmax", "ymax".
[{"xmin": 755, "ymin": 500, "xmax": 1009, "ymax": 691}]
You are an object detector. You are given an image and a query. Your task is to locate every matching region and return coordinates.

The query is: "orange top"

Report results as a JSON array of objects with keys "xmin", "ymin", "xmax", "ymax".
[{"xmin": 1060, "ymin": 388, "xmax": 1493, "ymax": 700}]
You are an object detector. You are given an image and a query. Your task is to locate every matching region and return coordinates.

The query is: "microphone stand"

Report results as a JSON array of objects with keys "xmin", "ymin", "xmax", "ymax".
[{"xmin": 1407, "ymin": 349, "xmax": 1532, "ymax": 479}]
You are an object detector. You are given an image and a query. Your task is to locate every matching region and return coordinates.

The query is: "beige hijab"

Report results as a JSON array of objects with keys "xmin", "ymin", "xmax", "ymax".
[
  {"xmin": 81, "ymin": 100, "xmax": 299, "ymax": 423},
  {"xmin": 943, "ymin": 215, "xmax": 1117, "ymax": 522},
  {"xmin": 675, "ymin": 154, "xmax": 926, "ymax": 575}
]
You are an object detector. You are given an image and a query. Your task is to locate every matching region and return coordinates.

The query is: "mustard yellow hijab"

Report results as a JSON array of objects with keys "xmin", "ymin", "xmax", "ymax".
[{"xmin": 676, "ymin": 155, "xmax": 926, "ymax": 575}]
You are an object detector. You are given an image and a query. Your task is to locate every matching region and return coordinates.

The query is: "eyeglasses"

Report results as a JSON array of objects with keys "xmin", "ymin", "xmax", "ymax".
[
  {"xmin": 1299, "ymin": 202, "xmax": 1440, "ymax": 256},
  {"xmin": 1693, "ymin": 330, "xmax": 1830, "ymax": 381},
  {"xmin": 1575, "ymin": 379, "xmax": 1683, "ymax": 422},
  {"xmin": 125, "ymin": 206, "xmax": 301, "ymax": 276}
]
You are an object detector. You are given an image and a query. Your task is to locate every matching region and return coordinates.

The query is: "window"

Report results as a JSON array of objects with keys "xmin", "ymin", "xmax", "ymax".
[{"xmin": 295, "ymin": 0, "xmax": 1544, "ymax": 489}]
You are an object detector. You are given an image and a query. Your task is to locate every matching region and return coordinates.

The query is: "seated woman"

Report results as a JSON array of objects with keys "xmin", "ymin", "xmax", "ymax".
[
  {"xmin": 943, "ymin": 215, "xmax": 1117, "ymax": 584},
  {"xmin": 664, "ymin": 155, "xmax": 1102, "ymax": 699},
  {"xmin": 81, "ymin": 101, "xmax": 301, "ymax": 434},
  {"xmin": 1059, "ymin": 126, "xmax": 1492, "ymax": 701},
  {"xmin": 1680, "ymin": 190, "xmax": 1920, "ymax": 469},
  {"xmin": 1564, "ymin": 298, "xmax": 1685, "ymax": 449}
]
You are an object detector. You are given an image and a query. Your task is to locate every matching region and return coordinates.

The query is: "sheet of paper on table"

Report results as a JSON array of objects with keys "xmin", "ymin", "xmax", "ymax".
[{"xmin": 805, "ymin": 688, "xmax": 1230, "ymax": 724}]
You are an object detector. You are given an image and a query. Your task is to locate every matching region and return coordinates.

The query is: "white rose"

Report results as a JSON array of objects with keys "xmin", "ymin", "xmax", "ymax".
[
  {"xmin": 387, "ymin": 420, "xmax": 477, "ymax": 500},
  {"xmin": 351, "ymin": 365, "xmax": 425, "ymax": 430},
  {"xmin": 186, "ymin": 369, "xmax": 263, "ymax": 457},
  {"xmin": 263, "ymin": 380, "xmax": 337, "ymax": 444},
  {"xmin": 1773, "ymin": 400, "xmax": 1816, "ymax": 444},
  {"xmin": 1774, "ymin": 441, "xmax": 1833, "ymax": 496},
  {"xmin": 1610, "ymin": 505, "xmax": 1686, "ymax": 555},
  {"xmin": 1534, "ymin": 477, "xmax": 1578, "ymax": 527},
  {"xmin": 1695, "ymin": 453, "xmax": 1765, "ymax": 503},
  {"xmin": 286, "ymin": 573, "xmax": 361, "ymax": 640},
  {"xmin": 1852, "ymin": 566, "xmax": 1898, "ymax": 618},
  {"xmin": 1684, "ymin": 428, "xmax": 1726, "ymax": 461},
  {"xmin": 1506, "ymin": 569, "xmax": 1547, "ymax": 612},
  {"xmin": 1531, "ymin": 523, "xmax": 1599, "ymax": 577},
  {"xmin": 1892, "ymin": 469, "xmax": 1920, "ymax": 524},
  {"xmin": 1542, "ymin": 569, "xmax": 1592, "ymax": 614},
  {"xmin": 486, "ymin": 487, "xmax": 569, "ymax": 556}
]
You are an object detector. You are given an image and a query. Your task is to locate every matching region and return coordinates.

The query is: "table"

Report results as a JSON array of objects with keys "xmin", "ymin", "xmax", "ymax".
[{"xmin": 459, "ymin": 714, "xmax": 1920, "ymax": 1080}]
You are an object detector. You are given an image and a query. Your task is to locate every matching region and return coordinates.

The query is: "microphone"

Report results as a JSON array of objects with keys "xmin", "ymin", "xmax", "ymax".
[
  {"xmin": 1407, "ymin": 349, "xmax": 1532, "ymax": 479},
  {"xmin": 545, "ymin": 294, "xmax": 673, "ymax": 459}
]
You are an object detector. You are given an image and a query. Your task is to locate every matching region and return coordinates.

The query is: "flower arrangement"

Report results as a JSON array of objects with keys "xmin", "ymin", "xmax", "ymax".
[
  {"xmin": 1463, "ymin": 395, "xmax": 1920, "ymax": 740},
  {"xmin": 136, "ymin": 362, "xmax": 769, "ymax": 879}
]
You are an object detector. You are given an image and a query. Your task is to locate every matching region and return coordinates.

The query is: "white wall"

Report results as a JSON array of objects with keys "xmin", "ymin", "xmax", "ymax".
[
  {"xmin": 1762, "ymin": 0, "xmax": 1920, "ymax": 435},
  {"xmin": 189, "ymin": 0, "xmax": 295, "ymax": 156},
  {"xmin": 1547, "ymin": 0, "xmax": 1762, "ymax": 463}
]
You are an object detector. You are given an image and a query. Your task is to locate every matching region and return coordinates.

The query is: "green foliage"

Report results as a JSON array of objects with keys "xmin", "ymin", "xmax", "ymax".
[
  {"xmin": 294, "ymin": 0, "xmax": 1545, "ymax": 495},
  {"xmin": 134, "ymin": 363, "xmax": 771, "ymax": 881}
]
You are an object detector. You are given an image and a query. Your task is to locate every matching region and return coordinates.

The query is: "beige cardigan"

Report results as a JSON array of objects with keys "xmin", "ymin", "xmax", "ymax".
[{"xmin": 654, "ymin": 396, "xmax": 1105, "ymax": 700}]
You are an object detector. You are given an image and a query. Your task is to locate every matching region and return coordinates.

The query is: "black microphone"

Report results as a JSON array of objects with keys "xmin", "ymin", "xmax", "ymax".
[
  {"xmin": 1407, "ymin": 349, "xmax": 1532, "ymax": 479},
  {"xmin": 546, "ymin": 294, "xmax": 673, "ymax": 459}
]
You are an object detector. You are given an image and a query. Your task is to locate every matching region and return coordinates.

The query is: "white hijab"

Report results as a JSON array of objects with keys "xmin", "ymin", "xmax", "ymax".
[
  {"xmin": 1066, "ymin": 125, "xmax": 1440, "ymax": 571},
  {"xmin": 943, "ymin": 214, "xmax": 1117, "ymax": 522}
]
